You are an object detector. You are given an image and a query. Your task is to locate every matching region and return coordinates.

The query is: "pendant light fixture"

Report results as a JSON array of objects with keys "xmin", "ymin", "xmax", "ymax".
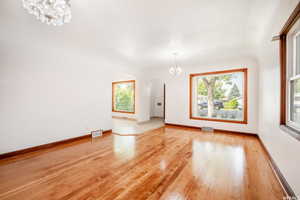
[{"xmin": 169, "ymin": 52, "xmax": 182, "ymax": 76}]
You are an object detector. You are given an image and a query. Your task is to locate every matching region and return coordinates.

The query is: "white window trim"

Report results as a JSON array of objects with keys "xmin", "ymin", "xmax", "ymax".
[
  {"xmin": 293, "ymin": 32, "xmax": 300, "ymax": 75},
  {"xmin": 287, "ymin": 29, "xmax": 300, "ymax": 131}
]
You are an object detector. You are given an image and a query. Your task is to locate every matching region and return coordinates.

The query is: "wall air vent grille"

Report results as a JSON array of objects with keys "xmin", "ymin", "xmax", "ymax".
[
  {"xmin": 202, "ymin": 127, "xmax": 214, "ymax": 132},
  {"xmin": 91, "ymin": 129, "xmax": 103, "ymax": 138}
]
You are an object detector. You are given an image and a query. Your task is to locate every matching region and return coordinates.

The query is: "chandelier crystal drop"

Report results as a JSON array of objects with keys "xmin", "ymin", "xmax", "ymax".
[
  {"xmin": 22, "ymin": 0, "xmax": 72, "ymax": 26},
  {"xmin": 169, "ymin": 53, "xmax": 182, "ymax": 76}
]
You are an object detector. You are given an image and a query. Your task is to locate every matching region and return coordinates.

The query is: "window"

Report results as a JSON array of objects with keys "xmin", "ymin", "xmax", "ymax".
[
  {"xmin": 278, "ymin": 3, "xmax": 300, "ymax": 140},
  {"xmin": 190, "ymin": 68, "xmax": 247, "ymax": 124},
  {"xmin": 286, "ymin": 21, "xmax": 300, "ymax": 130},
  {"xmin": 112, "ymin": 80, "xmax": 135, "ymax": 113}
]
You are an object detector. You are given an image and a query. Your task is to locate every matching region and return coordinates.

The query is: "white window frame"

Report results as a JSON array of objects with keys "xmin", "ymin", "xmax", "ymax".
[{"xmin": 287, "ymin": 30, "xmax": 300, "ymax": 131}]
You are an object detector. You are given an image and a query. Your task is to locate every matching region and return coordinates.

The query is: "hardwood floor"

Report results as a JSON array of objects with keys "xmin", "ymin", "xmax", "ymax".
[{"xmin": 0, "ymin": 126, "xmax": 285, "ymax": 200}]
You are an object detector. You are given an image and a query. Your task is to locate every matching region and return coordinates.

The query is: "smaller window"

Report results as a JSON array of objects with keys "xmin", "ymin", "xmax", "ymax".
[{"xmin": 112, "ymin": 80, "xmax": 135, "ymax": 113}]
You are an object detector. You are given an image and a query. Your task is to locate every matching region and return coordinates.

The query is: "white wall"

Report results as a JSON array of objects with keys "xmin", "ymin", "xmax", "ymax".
[
  {"xmin": 0, "ymin": 43, "xmax": 137, "ymax": 154},
  {"xmin": 150, "ymin": 79, "xmax": 164, "ymax": 118},
  {"xmin": 136, "ymin": 78, "xmax": 152, "ymax": 122},
  {"xmin": 257, "ymin": 0, "xmax": 300, "ymax": 195},
  {"xmin": 145, "ymin": 57, "xmax": 259, "ymax": 134}
]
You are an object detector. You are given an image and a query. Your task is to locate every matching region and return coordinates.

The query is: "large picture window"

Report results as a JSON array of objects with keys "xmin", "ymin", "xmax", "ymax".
[
  {"xmin": 112, "ymin": 80, "xmax": 135, "ymax": 113},
  {"xmin": 190, "ymin": 68, "xmax": 248, "ymax": 124}
]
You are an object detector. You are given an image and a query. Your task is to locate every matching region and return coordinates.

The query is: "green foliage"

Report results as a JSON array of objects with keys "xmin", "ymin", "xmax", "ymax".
[
  {"xmin": 213, "ymin": 81, "xmax": 226, "ymax": 100},
  {"xmin": 228, "ymin": 84, "xmax": 241, "ymax": 100},
  {"xmin": 295, "ymin": 79, "xmax": 300, "ymax": 93},
  {"xmin": 115, "ymin": 83, "xmax": 134, "ymax": 112},
  {"xmin": 197, "ymin": 80, "xmax": 207, "ymax": 96},
  {"xmin": 197, "ymin": 74, "xmax": 233, "ymax": 100},
  {"xmin": 215, "ymin": 74, "xmax": 233, "ymax": 84},
  {"xmin": 224, "ymin": 99, "xmax": 238, "ymax": 109}
]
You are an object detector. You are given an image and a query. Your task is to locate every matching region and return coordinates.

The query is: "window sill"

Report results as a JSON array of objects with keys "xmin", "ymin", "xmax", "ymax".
[{"xmin": 280, "ymin": 125, "xmax": 300, "ymax": 141}]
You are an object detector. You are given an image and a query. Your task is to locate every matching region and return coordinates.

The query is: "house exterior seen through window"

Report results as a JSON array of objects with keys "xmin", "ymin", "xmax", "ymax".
[{"xmin": 190, "ymin": 68, "xmax": 247, "ymax": 124}]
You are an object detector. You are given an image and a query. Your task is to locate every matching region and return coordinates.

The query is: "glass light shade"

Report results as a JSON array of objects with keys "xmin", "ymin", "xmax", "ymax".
[
  {"xmin": 169, "ymin": 66, "xmax": 182, "ymax": 76},
  {"xmin": 22, "ymin": 0, "xmax": 72, "ymax": 26},
  {"xmin": 175, "ymin": 67, "xmax": 182, "ymax": 75},
  {"xmin": 169, "ymin": 67, "xmax": 176, "ymax": 75}
]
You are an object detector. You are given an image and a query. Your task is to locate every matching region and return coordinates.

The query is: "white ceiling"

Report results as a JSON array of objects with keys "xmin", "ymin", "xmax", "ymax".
[{"xmin": 0, "ymin": 0, "xmax": 281, "ymax": 68}]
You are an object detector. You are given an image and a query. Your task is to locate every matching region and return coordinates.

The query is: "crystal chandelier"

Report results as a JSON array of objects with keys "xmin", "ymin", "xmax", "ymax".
[
  {"xmin": 22, "ymin": 0, "xmax": 72, "ymax": 26},
  {"xmin": 169, "ymin": 53, "xmax": 182, "ymax": 76}
]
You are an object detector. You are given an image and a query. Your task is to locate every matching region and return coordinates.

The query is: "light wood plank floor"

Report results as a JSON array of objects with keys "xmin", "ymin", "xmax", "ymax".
[{"xmin": 0, "ymin": 126, "xmax": 285, "ymax": 200}]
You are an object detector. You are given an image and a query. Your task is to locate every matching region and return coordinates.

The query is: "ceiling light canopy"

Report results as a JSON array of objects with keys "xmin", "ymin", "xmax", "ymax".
[{"xmin": 22, "ymin": 0, "xmax": 72, "ymax": 26}]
